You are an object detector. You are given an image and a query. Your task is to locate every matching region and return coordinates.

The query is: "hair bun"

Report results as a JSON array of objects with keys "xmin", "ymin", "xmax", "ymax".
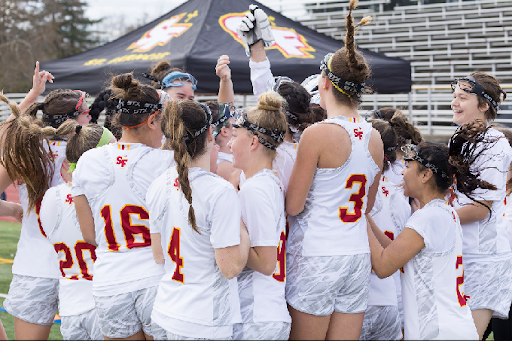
[
  {"xmin": 75, "ymin": 125, "xmax": 82, "ymax": 134},
  {"xmin": 257, "ymin": 92, "xmax": 284, "ymax": 112},
  {"xmin": 111, "ymin": 73, "xmax": 139, "ymax": 90}
]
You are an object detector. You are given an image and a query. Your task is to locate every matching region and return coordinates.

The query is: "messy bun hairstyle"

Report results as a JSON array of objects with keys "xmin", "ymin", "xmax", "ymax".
[
  {"xmin": 325, "ymin": 0, "xmax": 372, "ymax": 107},
  {"xmin": 245, "ymin": 92, "xmax": 288, "ymax": 159},
  {"xmin": 110, "ymin": 73, "xmax": 161, "ymax": 131}
]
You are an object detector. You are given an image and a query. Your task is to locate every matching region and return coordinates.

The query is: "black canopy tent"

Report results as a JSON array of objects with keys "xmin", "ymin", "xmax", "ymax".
[{"xmin": 42, "ymin": 0, "xmax": 411, "ymax": 95}]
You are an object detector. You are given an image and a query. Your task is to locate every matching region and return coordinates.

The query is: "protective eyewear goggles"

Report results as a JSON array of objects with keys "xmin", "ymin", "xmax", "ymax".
[
  {"xmin": 74, "ymin": 90, "xmax": 90, "ymax": 115},
  {"xmin": 451, "ymin": 76, "xmax": 498, "ymax": 112},
  {"xmin": 161, "ymin": 71, "xmax": 197, "ymax": 90}
]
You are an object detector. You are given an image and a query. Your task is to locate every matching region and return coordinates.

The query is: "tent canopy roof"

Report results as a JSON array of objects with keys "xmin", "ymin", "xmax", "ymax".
[{"xmin": 42, "ymin": 0, "xmax": 411, "ymax": 95}]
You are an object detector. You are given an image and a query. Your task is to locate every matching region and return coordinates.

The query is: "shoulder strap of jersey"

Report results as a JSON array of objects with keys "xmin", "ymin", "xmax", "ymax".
[{"xmin": 47, "ymin": 186, "xmax": 64, "ymax": 240}]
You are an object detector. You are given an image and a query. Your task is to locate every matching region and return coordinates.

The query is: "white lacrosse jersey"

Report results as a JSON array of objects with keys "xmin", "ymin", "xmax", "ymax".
[
  {"xmin": 451, "ymin": 128, "xmax": 512, "ymax": 262},
  {"xmin": 71, "ymin": 142, "xmax": 175, "ymax": 296},
  {"xmin": 368, "ymin": 180, "xmax": 411, "ymax": 307},
  {"xmin": 237, "ymin": 169, "xmax": 291, "ymax": 324},
  {"xmin": 148, "ymin": 167, "xmax": 242, "ymax": 338},
  {"xmin": 12, "ymin": 141, "xmax": 67, "ymax": 279},
  {"xmin": 299, "ymin": 116, "xmax": 380, "ymax": 257},
  {"xmin": 382, "ymin": 159, "xmax": 405, "ymax": 186},
  {"xmin": 217, "ymin": 152, "xmax": 233, "ymax": 164},
  {"xmin": 505, "ymin": 193, "xmax": 512, "ymax": 249},
  {"xmin": 401, "ymin": 199, "xmax": 478, "ymax": 340},
  {"xmin": 40, "ymin": 182, "xmax": 96, "ymax": 317},
  {"xmin": 273, "ymin": 141, "xmax": 298, "ymax": 195}
]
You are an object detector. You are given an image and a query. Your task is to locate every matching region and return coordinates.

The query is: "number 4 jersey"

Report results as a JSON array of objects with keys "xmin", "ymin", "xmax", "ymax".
[
  {"xmin": 72, "ymin": 142, "xmax": 175, "ymax": 296},
  {"xmin": 299, "ymin": 116, "xmax": 380, "ymax": 257}
]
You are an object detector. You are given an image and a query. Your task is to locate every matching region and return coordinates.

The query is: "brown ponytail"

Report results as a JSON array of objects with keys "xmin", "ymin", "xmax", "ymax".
[
  {"xmin": 161, "ymin": 100, "xmax": 210, "ymax": 233},
  {"xmin": 66, "ymin": 124, "xmax": 104, "ymax": 163},
  {"xmin": 327, "ymin": 0, "xmax": 372, "ymax": 107},
  {"xmin": 0, "ymin": 93, "xmax": 79, "ymax": 212}
]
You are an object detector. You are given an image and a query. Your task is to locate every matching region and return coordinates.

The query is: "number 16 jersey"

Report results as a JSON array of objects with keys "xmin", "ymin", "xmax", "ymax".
[
  {"xmin": 72, "ymin": 142, "xmax": 175, "ymax": 296},
  {"xmin": 298, "ymin": 116, "xmax": 380, "ymax": 257}
]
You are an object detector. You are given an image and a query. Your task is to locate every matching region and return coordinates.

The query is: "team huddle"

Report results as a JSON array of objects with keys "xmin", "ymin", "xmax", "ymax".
[{"xmin": 1, "ymin": 2, "xmax": 511, "ymax": 340}]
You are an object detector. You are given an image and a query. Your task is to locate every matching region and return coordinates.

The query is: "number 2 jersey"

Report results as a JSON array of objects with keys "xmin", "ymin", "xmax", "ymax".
[
  {"xmin": 40, "ymin": 182, "xmax": 96, "ymax": 317},
  {"xmin": 12, "ymin": 141, "xmax": 67, "ymax": 279},
  {"xmin": 71, "ymin": 142, "xmax": 175, "ymax": 296},
  {"xmin": 400, "ymin": 199, "xmax": 478, "ymax": 340},
  {"xmin": 290, "ymin": 116, "xmax": 380, "ymax": 257}
]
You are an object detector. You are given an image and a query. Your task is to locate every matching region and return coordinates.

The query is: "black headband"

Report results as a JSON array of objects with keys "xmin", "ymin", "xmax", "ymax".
[
  {"xmin": 183, "ymin": 102, "xmax": 212, "ymax": 142},
  {"xmin": 451, "ymin": 76, "xmax": 499, "ymax": 112},
  {"xmin": 320, "ymin": 53, "xmax": 365, "ymax": 102},
  {"xmin": 115, "ymin": 99, "xmax": 162, "ymax": 115},
  {"xmin": 401, "ymin": 143, "xmax": 449, "ymax": 179},
  {"xmin": 232, "ymin": 109, "xmax": 285, "ymax": 150}
]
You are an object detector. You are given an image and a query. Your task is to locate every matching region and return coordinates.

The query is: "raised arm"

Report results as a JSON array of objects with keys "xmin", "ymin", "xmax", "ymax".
[
  {"xmin": 216, "ymin": 55, "xmax": 235, "ymax": 106},
  {"xmin": 19, "ymin": 61, "xmax": 54, "ymax": 113}
]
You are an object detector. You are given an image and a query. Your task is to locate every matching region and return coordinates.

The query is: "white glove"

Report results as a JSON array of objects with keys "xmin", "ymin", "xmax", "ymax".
[
  {"xmin": 252, "ymin": 5, "xmax": 275, "ymax": 48},
  {"xmin": 236, "ymin": 5, "xmax": 275, "ymax": 57}
]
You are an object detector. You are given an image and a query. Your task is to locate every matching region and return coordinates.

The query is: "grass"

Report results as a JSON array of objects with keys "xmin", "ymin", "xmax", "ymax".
[{"xmin": 0, "ymin": 221, "xmax": 62, "ymax": 340}]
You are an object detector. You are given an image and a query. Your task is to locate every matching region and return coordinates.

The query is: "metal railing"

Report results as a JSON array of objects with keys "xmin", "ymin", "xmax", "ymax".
[{"xmin": 2, "ymin": 85, "xmax": 512, "ymax": 137}]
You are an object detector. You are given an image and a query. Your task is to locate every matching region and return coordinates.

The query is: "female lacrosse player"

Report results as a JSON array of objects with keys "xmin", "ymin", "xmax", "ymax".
[
  {"xmin": 228, "ymin": 92, "xmax": 291, "ymax": 340},
  {"xmin": 72, "ymin": 73, "xmax": 174, "ymax": 340},
  {"xmin": 39, "ymin": 124, "xmax": 115, "ymax": 340},
  {"xmin": 367, "ymin": 135, "xmax": 502, "ymax": 339},
  {"xmin": 450, "ymin": 72, "xmax": 512, "ymax": 339},
  {"xmin": 284, "ymin": 1, "xmax": 382, "ymax": 339},
  {"xmin": 1, "ymin": 86, "xmax": 91, "ymax": 340},
  {"xmin": 147, "ymin": 100, "xmax": 250, "ymax": 340}
]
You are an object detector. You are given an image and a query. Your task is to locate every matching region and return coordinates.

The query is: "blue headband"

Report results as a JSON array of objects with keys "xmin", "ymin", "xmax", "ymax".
[{"xmin": 161, "ymin": 71, "xmax": 197, "ymax": 90}]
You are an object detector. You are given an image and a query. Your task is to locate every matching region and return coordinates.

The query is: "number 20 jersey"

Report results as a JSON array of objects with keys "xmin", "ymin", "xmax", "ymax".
[
  {"xmin": 298, "ymin": 116, "xmax": 380, "ymax": 257},
  {"xmin": 72, "ymin": 143, "xmax": 175, "ymax": 295}
]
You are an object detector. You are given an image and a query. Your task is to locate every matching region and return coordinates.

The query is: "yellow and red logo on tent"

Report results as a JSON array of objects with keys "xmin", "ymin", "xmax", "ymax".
[
  {"xmin": 128, "ymin": 12, "xmax": 195, "ymax": 52},
  {"xmin": 219, "ymin": 12, "xmax": 315, "ymax": 59}
]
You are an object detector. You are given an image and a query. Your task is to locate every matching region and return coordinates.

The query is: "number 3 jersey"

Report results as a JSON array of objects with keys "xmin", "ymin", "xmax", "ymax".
[
  {"xmin": 72, "ymin": 143, "xmax": 175, "ymax": 296},
  {"xmin": 40, "ymin": 182, "xmax": 96, "ymax": 317},
  {"xmin": 293, "ymin": 116, "xmax": 380, "ymax": 257},
  {"xmin": 400, "ymin": 199, "xmax": 478, "ymax": 340}
]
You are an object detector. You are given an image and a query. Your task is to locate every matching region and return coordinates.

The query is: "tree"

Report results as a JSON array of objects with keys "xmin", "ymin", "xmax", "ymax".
[{"xmin": 0, "ymin": 0, "xmax": 102, "ymax": 93}]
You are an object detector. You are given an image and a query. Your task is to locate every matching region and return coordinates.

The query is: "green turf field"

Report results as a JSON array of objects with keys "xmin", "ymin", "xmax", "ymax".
[{"xmin": 0, "ymin": 220, "xmax": 63, "ymax": 340}]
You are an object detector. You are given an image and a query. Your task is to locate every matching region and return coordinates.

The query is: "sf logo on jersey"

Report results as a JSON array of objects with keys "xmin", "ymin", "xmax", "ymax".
[
  {"xmin": 381, "ymin": 186, "xmax": 389, "ymax": 197},
  {"xmin": 116, "ymin": 156, "xmax": 128, "ymax": 168},
  {"xmin": 173, "ymin": 178, "xmax": 180, "ymax": 191},
  {"xmin": 65, "ymin": 194, "xmax": 73, "ymax": 205},
  {"xmin": 353, "ymin": 128, "xmax": 363, "ymax": 140}
]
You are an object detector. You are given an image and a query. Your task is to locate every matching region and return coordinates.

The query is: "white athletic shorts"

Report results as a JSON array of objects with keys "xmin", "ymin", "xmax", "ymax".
[
  {"xmin": 165, "ymin": 332, "xmax": 231, "ymax": 340},
  {"xmin": 151, "ymin": 321, "xmax": 168, "ymax": 340},
  {"xmin": 60, "ymin": 309, "xmax": 103, "ymax": 340},
  {"xmin": 464, "ymin": 257, "xmax": 512, "ymax": 319},
  {"xmin": 286, "ymin": 253, "xmax": 371, "ymax": 316},
  {"xmin": 94, "ymin": 286, "xmax": 158, "ymax": 338},
  {"xmin": 360, "ymin": 305, "xmax": 402, "ymax": 341},
  {"xmin": 3, "ymin": 275, "xmax": 59, "ymax": 325},
  {"xmin": 232, "ymin": 322, "xmax": 291, "ymax": 340}
]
